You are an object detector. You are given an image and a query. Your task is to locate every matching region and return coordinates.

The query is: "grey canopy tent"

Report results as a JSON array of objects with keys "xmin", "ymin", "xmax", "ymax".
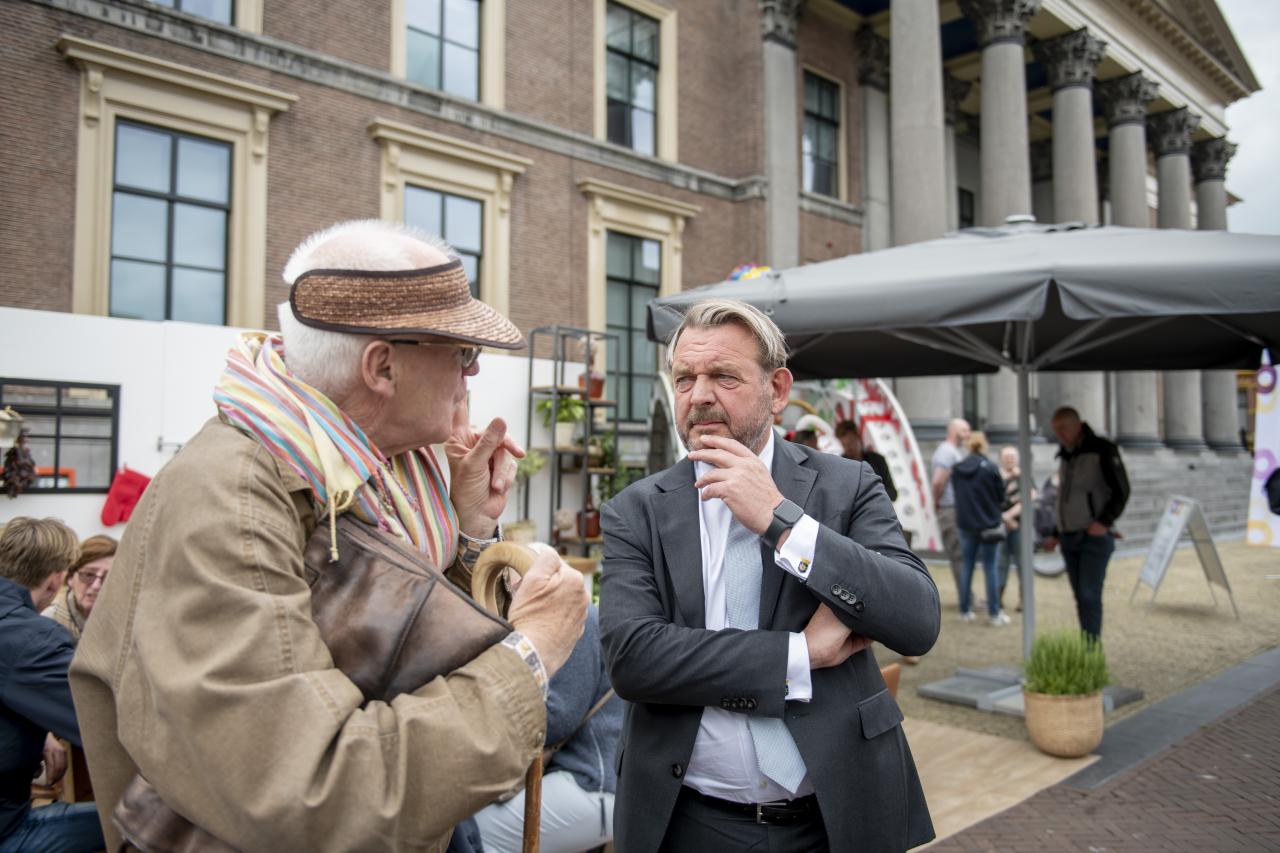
[{"xmin": 648, "ymin": 222, "xmax": 1280, "ymax": 658}]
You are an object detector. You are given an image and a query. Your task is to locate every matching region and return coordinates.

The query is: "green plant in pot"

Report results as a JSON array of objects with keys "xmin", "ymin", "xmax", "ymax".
[
  {"xmin": 1022, "ymin": 629, "xmax": 1109, "ymax": 758},
  {"xmin": 536, "ymin": 397, "xmax": 586, "ymax": 449},
  {"xmin": 505, "ymin": 450, "xmax": 547, "ymax": 544}
]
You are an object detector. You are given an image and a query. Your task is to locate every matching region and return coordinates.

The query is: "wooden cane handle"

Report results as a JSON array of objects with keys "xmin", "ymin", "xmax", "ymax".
[{"xmin": 470, "ymin": 541, "xmax": 538, "ymax": 614}]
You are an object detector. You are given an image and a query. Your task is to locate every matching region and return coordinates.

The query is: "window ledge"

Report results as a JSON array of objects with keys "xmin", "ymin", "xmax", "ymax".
[{"xmin": 799, "ymin": 192, "xmax": 864, "ymax": 226}]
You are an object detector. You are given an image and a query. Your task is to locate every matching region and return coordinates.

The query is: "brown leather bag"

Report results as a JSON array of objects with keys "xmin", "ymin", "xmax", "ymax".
[{"xmin": 113, "ymin": 514, "xmax": 513, "ymax": 852}]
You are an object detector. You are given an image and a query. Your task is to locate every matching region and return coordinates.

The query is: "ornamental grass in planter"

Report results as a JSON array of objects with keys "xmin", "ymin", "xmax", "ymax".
[{"xmin": 1023, "ymin": 629, "xmax": 1109, "ymax": 758}]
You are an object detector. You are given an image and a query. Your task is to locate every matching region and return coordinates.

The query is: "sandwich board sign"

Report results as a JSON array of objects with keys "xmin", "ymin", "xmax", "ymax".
[{"xmin": 1131, "ymin": 496, "xmax": 1238, "ymax": 618}]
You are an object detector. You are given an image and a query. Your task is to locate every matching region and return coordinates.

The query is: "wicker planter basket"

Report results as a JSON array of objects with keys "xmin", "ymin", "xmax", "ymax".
[{"xmin": 1023, "ymin": 689, "xmax": 1104, "ymax": 758}]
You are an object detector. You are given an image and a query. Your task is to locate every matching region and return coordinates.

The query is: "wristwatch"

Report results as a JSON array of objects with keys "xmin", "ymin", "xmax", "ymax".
[{"xmin": 763, "ymin": 498, "xmax": 804, "ymax": 551}]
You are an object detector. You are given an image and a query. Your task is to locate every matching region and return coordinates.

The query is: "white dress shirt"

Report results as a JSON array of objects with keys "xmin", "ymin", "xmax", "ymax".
[{"xmin": 683, "ymin": 430, "xmax": 822, "ymax": 802}]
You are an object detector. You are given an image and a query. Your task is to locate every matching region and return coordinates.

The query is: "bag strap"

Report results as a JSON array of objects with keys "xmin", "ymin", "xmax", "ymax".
[{"xmin": 543, "ymin": 688, "xmax": 616, "ymax": 759}]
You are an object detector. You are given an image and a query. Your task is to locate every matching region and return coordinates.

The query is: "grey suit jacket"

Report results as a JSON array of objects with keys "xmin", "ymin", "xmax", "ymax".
[{"xmin": 600, "ymin": 436, "xmax": 940, "ymax": 853}]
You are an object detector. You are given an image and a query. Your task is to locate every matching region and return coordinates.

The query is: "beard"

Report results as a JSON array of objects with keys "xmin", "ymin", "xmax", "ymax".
[{"xmin": 677, "ymin": 395, "xmax": 775, "ymax": 453}]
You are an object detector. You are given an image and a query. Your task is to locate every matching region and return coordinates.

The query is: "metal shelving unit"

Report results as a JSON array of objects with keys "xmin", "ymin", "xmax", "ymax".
[{"xmin": 524, "ymin": 326, "xmax": 620, "ymax": 557}]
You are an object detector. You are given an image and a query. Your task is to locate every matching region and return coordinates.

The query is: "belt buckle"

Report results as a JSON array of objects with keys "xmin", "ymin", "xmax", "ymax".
[{"xmin": 755, "ymin": 803, "xmax": 766, "ymax": 824}]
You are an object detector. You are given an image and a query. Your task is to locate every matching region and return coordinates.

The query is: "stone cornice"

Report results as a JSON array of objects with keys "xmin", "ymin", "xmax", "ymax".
[
  {"xmin": 577, "ymin": 179, "xmax": 702, "ymax": 221},
  {"xmin": 854, "ymin": 27, "xmax": 889, "ymax": 93},
  {"xmin": 1095, "ymin": 71, "xmax": 1158, "ymax": 128},
  {"xmin": 799, "ymin": 192, "xmax": 863, "ymax": 226},
  {"xmin": 956, "ymin": 0, "xmax": 1042, "ymax": 48},
  {"xmin": 943, "ymin": 72, "xmax": 973, "ymax": 126},
  {"xmin": 33, "ymin": 0, "xmax": 769, "ymax": 204},
  {"xmin": 1031, "ymin": 29, "xmax": 1106, "ymax": 92},
  {"xmin": 1190, "ymin": 137, "xmax": 1236, "ymax": 182},
  {"xmin": 760, "ymin": 0, "xmax": 805, "ymax": 47},
  {"xmin": 1147, "ymin": 107, "xmax": 1201, "ymax": 158}
]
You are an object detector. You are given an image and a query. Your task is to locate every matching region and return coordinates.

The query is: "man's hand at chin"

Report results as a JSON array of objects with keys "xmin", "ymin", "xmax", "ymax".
[{"xmin": 688, "ymin": 434, "xmax": 783, "ymax": 534}]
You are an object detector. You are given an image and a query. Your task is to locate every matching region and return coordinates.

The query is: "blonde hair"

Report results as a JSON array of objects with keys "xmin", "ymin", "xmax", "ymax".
[
  {"xmin": 73, "ymin": 534, "xmax": 118, "ymax": 575},
  {"xmin": 666, "ymin": 298, "xmax": 788, "ymax": 373},
  {"xmin": 0, "ymin": 517, "xmax": 79, "ymax": 589},
  {"xmin": 967, "ymin": 431, "xmax": 990, "ymax": 455}
]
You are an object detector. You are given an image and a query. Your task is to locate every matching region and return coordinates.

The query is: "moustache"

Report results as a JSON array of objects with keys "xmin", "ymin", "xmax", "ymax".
[{"xmin": 686, "ymin": 406, "xmax": 729, "ymax": 428}]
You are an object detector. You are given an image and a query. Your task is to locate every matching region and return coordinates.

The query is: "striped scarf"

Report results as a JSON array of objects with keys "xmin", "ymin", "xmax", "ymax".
[{"xmin": 213, "ymin": 332, "xmax": 458, "ymax": 566}]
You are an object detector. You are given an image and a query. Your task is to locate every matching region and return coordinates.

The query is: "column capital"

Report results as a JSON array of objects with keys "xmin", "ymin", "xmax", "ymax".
[
  {"xmin": 1147, "ymin": 107, "xmax": 1201, "ymax": 158},
  {"xmin": 760, "ymin": 0, "xmax": 804, "ymax": 46},
  {"xmin": 855, "ymin": 26, "xmax": 889, "ymax": 92},
  {"xmin": 1095, "ymin": 71, "xmax": 1158, "ymax": 128},
  {"xmin": 943, "ymin": 71, "xmax": 972, "ymax": 125},
  {"xmin": 1190, "ymin": 137, "xmax": 1237, "ymax": 183},
  {"xmin": 1030, "ymin": 138, "xmax": 1053, "ymax": 183},
  {"xmin": 1032, "ymin": 29, "xmax": 1106, "ymax": 91},
  {"xmin": 957, "ymin": 0, "xmax": 1042, "ymax": 48}
]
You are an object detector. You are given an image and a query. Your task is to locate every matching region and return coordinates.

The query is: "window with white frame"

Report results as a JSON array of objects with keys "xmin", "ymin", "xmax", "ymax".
[
  {"xmin": 803, "ymin": 71, "xmax": 841, "ymax": 198},
  {"xmin": 404, "ymin": 185, "xmax": 483, "ymax": 298},
  {"xmin": 405, "ymin": 0, "xmax": 481, "ymax": 101}
]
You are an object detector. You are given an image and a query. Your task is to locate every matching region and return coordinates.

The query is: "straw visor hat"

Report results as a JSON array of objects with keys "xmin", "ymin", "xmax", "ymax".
[{"xmin": 289, "ymin": 259, "xmax": 524, "ymax": 349}]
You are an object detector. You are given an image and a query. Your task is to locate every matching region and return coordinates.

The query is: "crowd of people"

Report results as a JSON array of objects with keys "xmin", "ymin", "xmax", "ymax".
[{"xmin": 1, "ymin": 218, "xmax": 1133, "ymax": 853}]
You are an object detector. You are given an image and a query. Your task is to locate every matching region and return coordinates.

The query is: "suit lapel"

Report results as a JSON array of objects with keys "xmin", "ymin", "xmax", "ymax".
[
  {"xmin": 760, "ymin": 437, "xmax": 817, "ymax": 628},
  {"xmin": 653, "ymin": 459, "xmax": 706, "ymax": 630}
]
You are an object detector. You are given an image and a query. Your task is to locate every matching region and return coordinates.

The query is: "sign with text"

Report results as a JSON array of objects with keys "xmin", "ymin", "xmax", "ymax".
[{"xmin": 1132, "ymin": 496, "xmax": 1238, "ymax": 618}]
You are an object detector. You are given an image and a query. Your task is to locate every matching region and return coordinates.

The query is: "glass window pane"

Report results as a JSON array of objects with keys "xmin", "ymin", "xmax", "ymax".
[
  {"xmin": 606, "ymin": 52, "xmax": 630, "ymax": 101},
  {"xmin": 443, "ymin": 43, "xmax": 479, "ymax": 101},
  {"xmin": 176, "ymin": 137, "xmax": 230, "ymax": 204},
  {"xmin": 819, "ymin": 124, "xmax": 837, "ymax": 161},
  {"xmin": 15, "ymin": 414, "xmax": 57, "ymax": 437},
  {"xmin": 824, "ymin": 84, "xmax": 840, "ymax": 121},
  {"xmin": 171, "ymin": 267, "xmax": 226, "ymax": 325},
  {"xmin": 631, "ymin": 335, "xmax": 656, "ymax": 373},
  {"xmin": 635, "ymin": 239, "xmax": 660, "ymax": 284},
  {"xmin": 404, "ymin": 186, "xmax": 443, "ymax": 235},
  {"xmin": 606, "ymin": 3, "xmax": 631, "ymax": 50},
  {"xmin": 172, "ymin": 204, "xmax": 227, "ymax": 269},
  {"xmin": 111, "ymin": 193, "xmax": 168, "ymax": 262},
  {"xmin": 631, "ymin": 377, "xmax": 653, "ymax": 422},
  {"xmin": 630, "ymin": 108, "xmax": 655, "ymax": 156},
  {"xmin": 57, "ymin": 437, "xmax": 113, "ymax": 489},
  {"xmin": 443, "ymin": 0, "xmax": 479, "ymax": 48},
  {"xmin": 814, "ymin": 161, "xmax": 835, "ymax": 197},
  {"xmin": 180, "ymin": 0, "xmax": 232, "ymax": 24},
  {"xmin": 804, "ymin": 75, "xmax": 820, "ymax": 114},
  {"xmin": 630, "ymin": 62, "xmax": 656, "ymax": 111},
  {"xmin": 115, "ymin": 124, "xmax": 171, "ymax": 193},
  {"xmin": 607, "ymin": 330, "xmax": 627, "ymax": 375},
  {"xmin": 406, "ymin": 29, "xmax": 441, "ymax": 89},
  {"xmin": 59, "ymin": 415, "xmax": 114, "ymax": 438},
  {"xmin": 607, "ymin": 280, "xmax": 628, "ymax": 326},
  {"xmin": 607, "ymin": 100, "xmax": 630, "ymax": 147},
  {"xmin": 630, "ymin": 285, "xmax": 656, "ymax": 328},
  {"xmin": 458, "ymin": 253, "xmax": 479, "ymax": 297},
  {"xmin": 802, "ymin": 152, "xmax": 815, "ymax": 193},
  {"xmin": 25, "ymin": 436, "xmax": 56, "ymax": 471},
  {"xmin": 60, "ymin": 387, "xmax": 112, "ymax": 411},
  {"xmin": 110, "ymin": 259, "xmax": 166, "ymax": 321},
  {"xmin": 632, "ymin": 16, "xmax": 659, "ymax": 63},
  {"xmin": 444, "ymin": 194, "xmax": 483, "ymax": 252},
  {"xmin": 406, "ymin": 0, "xmax": 441, "ymax": 34},
  {"xmin": 606, "ymin": 231, "xmax": 632, "ymax": 278},
  {"xmin": 2, "ymin": 384, "xmax": 57, "ymax": 407}
]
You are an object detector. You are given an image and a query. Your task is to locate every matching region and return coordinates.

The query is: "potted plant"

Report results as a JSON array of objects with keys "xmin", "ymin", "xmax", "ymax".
[
  {"xmin": 1022, "ymin": 629, "xmax": 1109, "ymax": 758},
  {"xmin": 577, "ymin": 337, "xmax": 606, "ymax": 399},
  {"xmin": 505, "ymin": 450, "xmax": 546, "ymax": 545},
  {"xmin": 536, "ymin": 396, "xmax": 586, "ymax": 449}
]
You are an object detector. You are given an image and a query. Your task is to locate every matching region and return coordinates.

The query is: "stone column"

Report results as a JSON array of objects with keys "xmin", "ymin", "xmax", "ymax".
[
  {"xmin": 890, "ymin": 0, "xmax": 955, "ymax": 440},
  {"xmin": 1149, "ymin": 107, "xmax": 1207, "ymax": 450},
  {"xmin": 760, "ymin": 0, "xmax": 801, "ymax": 268},
  {"xmin": 1096, "ymin": 72, "xmax": 1162, "ymax": 447},
  {"xmin": 943, "ymin": 71, "xmax": 972, "ymax": 231},
  {"xmin": 959, "ymin": 0, "xmax": 1039, "ymax": 445},
  {"xmin": 1033, "ymin": 29, "xmax": 1106, "ymax": 225},
  {"xmin": 1030, "ymin": 139, "xmax": 1053, "ymax": 224},
  {"xmin": 857, "ymin": 27, "xmax": 892, "ymax": 251},
  {"xmin": 1192, "ymin": 137, "xmax": 1242, "ymax": 451}
]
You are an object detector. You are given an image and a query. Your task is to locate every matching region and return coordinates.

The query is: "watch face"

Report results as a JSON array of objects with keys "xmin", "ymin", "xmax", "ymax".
[{"xmin": 776, "ymin": 499, "xmax": 804, "ymax": 525}]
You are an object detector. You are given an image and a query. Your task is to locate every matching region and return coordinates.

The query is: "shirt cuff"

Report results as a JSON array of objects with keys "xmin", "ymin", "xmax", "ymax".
[
  {"xmin": 785, "ymin": 632, "xmax": 813, "ymax": 702},
  {"xmin": 500, "ymin": 631, "xmax": 549, "ymax": 700},
  {"xmin": 774, "ymin": 514, "xmax": 819, "ymax": 583}
]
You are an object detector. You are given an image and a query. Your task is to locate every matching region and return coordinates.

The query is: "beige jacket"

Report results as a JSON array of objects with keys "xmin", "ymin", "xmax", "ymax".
[{"xmin": 69, "ymin": 418, "xmax": 546, "ymax": 852}]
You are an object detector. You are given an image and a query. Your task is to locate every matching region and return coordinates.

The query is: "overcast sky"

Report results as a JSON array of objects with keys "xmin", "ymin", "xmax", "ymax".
[{"xmin": 1218, "ymin": 1, "xmax": 1280, "ymax": 235}]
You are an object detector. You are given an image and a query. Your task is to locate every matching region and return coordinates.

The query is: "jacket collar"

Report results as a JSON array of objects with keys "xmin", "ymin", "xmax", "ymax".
[{"xmin": 0, "ymin": 576, "xmax": 36, "ymax": 613}]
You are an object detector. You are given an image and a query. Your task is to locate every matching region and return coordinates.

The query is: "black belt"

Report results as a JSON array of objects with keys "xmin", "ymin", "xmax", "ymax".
[{"xmin": 681, "ymin": 787, "xmax": 820, "ymax": 825}]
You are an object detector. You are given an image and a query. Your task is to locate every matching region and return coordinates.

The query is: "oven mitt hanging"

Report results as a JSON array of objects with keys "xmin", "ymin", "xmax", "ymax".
[{"xmin": 101, "ymin": 466, "xmax": 152, "ymax": 526}]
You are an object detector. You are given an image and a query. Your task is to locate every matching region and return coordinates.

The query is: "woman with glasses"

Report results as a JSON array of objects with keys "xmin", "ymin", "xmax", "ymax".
[{"xmin": 42, "ymin": 535, "xmax": 116, "ymax": 643}]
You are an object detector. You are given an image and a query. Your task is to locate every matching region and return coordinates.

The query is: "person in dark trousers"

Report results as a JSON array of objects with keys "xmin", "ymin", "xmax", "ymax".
[
  {"xmin": 0, "ymin": 517, "xmax": 105, "ymax": 853},
  {"xmin": 950, "ymin": 432, "xmax": 1010, "ymax": 626},
  {"xmin": 1042, "ymin": 407, "xmax": 1131, "ymax": 640},
  {"xmin": 835, "ymin": 420, "xmax": 897, "ymax": 503}
]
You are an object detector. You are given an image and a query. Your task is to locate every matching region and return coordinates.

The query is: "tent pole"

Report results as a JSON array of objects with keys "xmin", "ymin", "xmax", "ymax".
[{"xmin": 1017, "ymin": 363, "xmax": 1036, "ymax": 662}]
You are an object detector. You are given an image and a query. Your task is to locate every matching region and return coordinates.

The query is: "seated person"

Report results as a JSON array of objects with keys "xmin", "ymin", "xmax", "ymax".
[
  {"xmin": 42, "ymin": 534, "xmax": 116, "ymax": 643},
  {"xmin": 474, "ymin": 603, "xmax": 622, "ymax": 853},
  {"xmin": 0, "ymin": 517, "xmax": 105, "ymax": 853}
]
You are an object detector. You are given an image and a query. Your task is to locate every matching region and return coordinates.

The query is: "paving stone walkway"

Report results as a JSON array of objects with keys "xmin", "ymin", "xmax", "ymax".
[{"xmin": 928, "ymin": 683, "xmax": 1280, "ymax": 851}]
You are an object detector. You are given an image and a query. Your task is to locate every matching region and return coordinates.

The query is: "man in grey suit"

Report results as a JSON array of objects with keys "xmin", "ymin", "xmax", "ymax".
[{"xmin": 600, "ymin": 299, "xmax": 939, "ymax": 852}]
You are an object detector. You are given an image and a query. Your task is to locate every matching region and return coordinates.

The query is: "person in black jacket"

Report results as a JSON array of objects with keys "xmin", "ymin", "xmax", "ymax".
[
  {"xmin": 1042, "ymin": 407, "xmax": 1131, "ymax": 640},
  {"xmin": 0, "ymin": 517, "xmax": 105, "ymax": 853},
  {"xmin": 835, "ymin": 420, "xmax": 898, "ymax": 503},
  {"xmin": 950, "ymin": 432, "xmax": 1010, "ymax": 626}
]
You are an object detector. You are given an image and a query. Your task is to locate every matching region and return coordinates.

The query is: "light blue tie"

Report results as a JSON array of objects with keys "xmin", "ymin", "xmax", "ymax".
[{"xmin": 723, "ymin": 518, "xmax": 808, "ymax": 794}]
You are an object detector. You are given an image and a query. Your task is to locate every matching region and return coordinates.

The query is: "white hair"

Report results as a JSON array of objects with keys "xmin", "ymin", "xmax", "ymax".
[{"xmin": 278, "ymin": 220, "xmax": 457, "ymax": 396}]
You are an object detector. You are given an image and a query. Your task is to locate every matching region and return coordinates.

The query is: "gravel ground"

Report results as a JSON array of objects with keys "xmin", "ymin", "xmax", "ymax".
[{"xmin": 887, "ymin": 539, "xmax": 1280, "ymax": 742}]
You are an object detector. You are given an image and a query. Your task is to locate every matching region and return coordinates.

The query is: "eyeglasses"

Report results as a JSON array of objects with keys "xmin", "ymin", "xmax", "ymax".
[
  {"xmin": 75, "ymin": 571, "xmax": 109, "ymax": 588},
  {"xmin": 387, "ymin": 339, "xmax": 481, "ymax": 371}
]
